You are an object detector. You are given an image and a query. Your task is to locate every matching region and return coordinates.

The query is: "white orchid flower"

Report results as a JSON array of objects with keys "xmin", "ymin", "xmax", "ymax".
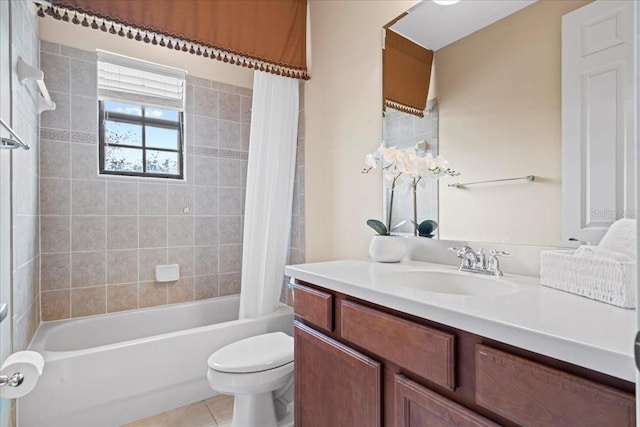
[
  {"xmin": 364, "ymin": 153, "xmax": 377, "ymax": 169},
  {"xmin": 382, "ymin": 146, "xmax": 402, "ymax": 164}
]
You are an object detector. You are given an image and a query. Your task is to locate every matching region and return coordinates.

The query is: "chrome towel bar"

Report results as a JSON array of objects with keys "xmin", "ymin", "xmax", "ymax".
[
  {"xmin": 448, "ymin": 175, "xmax": 534, "ymax": 188},
  {"xmin": 0, "ymin": 118, "xmax": 30, "ymax": 150}
]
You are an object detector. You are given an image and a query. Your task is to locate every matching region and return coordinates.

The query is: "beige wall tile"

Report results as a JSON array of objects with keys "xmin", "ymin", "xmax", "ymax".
[
  {"xmin": 139, "ymin": 183, "xmax": 167, "ymax": 215},
  {"xmin": 139, "ymin": 216, "xmax": 167, "ymax": 248},
  {"xmin": 71, "ymin": 180, "xmax": 105, "ymax": 215},
  {"xmin": 71, "ymin": 143, "xmax": 100, "ymax": 180},
  {"xmin": 107, "ymin": 216, "xmax": 138, "ymax": 249},
  {"xmin": 219, "ymin": 244, "xmax": 242, "ymax": 274},
  {"xmin": 41, "ymin": 178, "xmax": 70, "ymax": 215},
  {"xmin": 195, "ymin": 246, "xmax": 218, "ymax": 276},
  {"xmin": 195, "ymin": 275, "xmax": 218, "ymax": 300},
  {"xmin": 41, "ymin": 215, "xmax": 71, "ymax": 253},
  {"xmin": 218, "ymin": 216, "xmax": 240, "ymax": 245},
  {"xmin": 71, "ymin": 286, "xmax": 106, "ymax": 317},
  {"xmin": 107, "ymin": 283, "xmax": 138, "ymax": 313},
  {"xmin": 41, "ymin": 253, "xmax": 71, "ymax": 291},
  {"xmin": 218, "ymin": 120, "xmax": 241, "ymax": 150},
  {"xmin": 218, "ymin": 187, "xmax": 242, "ymax": 216},
  {"xmin": 219, "ymin": 273, "xmax": 241, "ymax": 296},
  {"xmin": 168, "ymin": 216, "xmax": 194, "ymax": 247},
  {"xmin": 218, "ymin": 91, "xmax": 241, "ymax": 122},
  {"xmin": 195, "ymin": 216, "xmax": 219, "ymax": 246},
  {"xmin": 40, "ymin": 140, "xmax": 70, "ymax": 179},
  {"xmin": 168, "ymin": 277, "xmax": 194, "ymax": 304},
  {"xmin": 72, "ymin": 216, "xmax": 105, "ymax": 251},
  {"xmin": 193, "ymin": 186, "xmax": 218, "ymax": 215},
  {"xmin": 41, "ymin": 290, "xmax": 71, "ymax": 321},
  {"xmin": 218, "ymin": 159, "xmax": 241, "ymax": 188},
  {"xmin": 194, "ymin": 156, "xmax": 218, "ymax": 186},
  {"xmin": 71, "ymin": 251, "xmax": 106, "ymax": 288},
  {"xmin": 193, "ymin": 87, "xmax": 218, "ymax": 118},
  {"xmin": 139, "ymin": 282, "xmax": 168, "ymax": 308},
  {"xmin": 107, "ymin": 250, "xmax": 138, "ymax": 284},
  {"xmin": 107, "ymin": 181, "xmax": 138, "ymax": 215}
]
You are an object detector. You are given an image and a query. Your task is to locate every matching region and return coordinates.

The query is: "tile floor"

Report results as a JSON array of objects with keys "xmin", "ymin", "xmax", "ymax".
[{"xmin": 124, "ymin": 395, "xmax": 234, "ymax": 427}]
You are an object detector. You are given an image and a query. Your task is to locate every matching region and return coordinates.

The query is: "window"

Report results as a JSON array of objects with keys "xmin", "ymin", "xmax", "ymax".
[
  {"xmin": 97, "ymin": 51, "xmax": 187, "ymax": 179},
  {"xmin": 99, "ymin": 101, "xmax": 183, "ymax": 178}
]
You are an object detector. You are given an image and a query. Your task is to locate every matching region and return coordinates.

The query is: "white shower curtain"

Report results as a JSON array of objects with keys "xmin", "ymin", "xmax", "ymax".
[{"xmin": 238, "ymin": 71, "xmax": 299, "ymax": 319}]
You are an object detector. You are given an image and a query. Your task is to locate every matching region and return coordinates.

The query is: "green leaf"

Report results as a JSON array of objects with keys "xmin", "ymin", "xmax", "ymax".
[
  {"xmin": 418, "ymin": 220, "xmax": 438, "ymax": 237},
  {"xmin": 367, "ymin": 219, "xmax": 389, "ymax": 235}
]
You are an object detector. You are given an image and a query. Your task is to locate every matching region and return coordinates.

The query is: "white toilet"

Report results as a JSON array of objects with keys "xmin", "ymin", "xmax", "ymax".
[{"xmin": 207, "ymin": 332, "xmax": 294, "ymax": 427}]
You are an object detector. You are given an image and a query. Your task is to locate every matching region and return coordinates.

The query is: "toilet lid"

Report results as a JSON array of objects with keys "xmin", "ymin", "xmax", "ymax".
[{"xmin": 208, "ymin": 332, "xmax": 294, "ymax": 373}]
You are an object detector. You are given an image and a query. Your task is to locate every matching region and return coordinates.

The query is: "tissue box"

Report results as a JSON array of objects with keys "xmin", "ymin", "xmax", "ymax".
[{"xmin": 540, "ymin": 250, "xmax": 637, "ymax": 308}]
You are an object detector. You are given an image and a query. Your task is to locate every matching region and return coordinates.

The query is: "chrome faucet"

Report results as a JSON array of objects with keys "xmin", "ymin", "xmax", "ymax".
[{"xmin": 448, "ymin": 246, "xmax": 510, "ymax": 276}]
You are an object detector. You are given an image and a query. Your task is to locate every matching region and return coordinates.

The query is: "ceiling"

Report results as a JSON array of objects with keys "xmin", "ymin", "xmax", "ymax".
[{"xmin": 390, "ymin": 0, "xmax": 537, "ymax": 51}]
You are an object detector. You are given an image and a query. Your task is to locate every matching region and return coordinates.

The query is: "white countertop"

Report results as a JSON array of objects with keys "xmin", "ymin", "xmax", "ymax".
[{"xmin": 285, "ymin": 259, "xmax": 637, "ymax": 382}]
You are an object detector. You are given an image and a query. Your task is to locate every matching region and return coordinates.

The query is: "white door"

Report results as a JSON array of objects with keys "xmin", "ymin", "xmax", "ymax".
[{"xmin": 562, "ymin": 0, "xmax": 636, "ymax": 244}]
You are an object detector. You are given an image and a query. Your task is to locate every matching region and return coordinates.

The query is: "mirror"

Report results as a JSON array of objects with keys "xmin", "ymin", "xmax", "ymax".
[{"xmin": 382, "ymin": 0, "xmax": 598, "ymax": 246}]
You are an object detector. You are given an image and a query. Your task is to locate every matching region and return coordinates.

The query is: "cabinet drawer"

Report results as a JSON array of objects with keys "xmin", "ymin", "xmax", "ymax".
[
  {"xmin": 395, "ymin": 374, "xmax": 498, "ymax": 427},
  {"xmin": 293, "ymin": 283, "xmax": 333, "ymax": 332},
  {"xmin": 341, "ymin": 300, "xmax": 455, "ymax": 390},
  {"xmin": 476, "ymin": 345, "xmax": 635, "ymax": 427}
]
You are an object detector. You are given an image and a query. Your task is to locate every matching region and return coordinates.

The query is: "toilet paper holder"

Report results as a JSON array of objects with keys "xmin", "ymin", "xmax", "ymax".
[{"xmin": 0, "ymin": 372, "xmax": 24, "ymax": 388}]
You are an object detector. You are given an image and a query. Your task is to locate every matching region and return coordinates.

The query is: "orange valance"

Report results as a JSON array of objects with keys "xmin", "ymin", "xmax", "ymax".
[
  {"xmin": 383, "ymin": 29, "xmax": 433, "ymax": 117},
  {"xmin": 43, "ymin": 0, "xmax": 308, "ymax": 80}
]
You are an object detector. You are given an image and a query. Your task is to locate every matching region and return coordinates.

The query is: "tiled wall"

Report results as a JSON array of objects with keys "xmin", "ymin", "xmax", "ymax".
[
  {"xmin": 0, "ymin": 2, "xmax": 41, "ymax": 426},
  {"xmin": 11, "ymin": 0, "xmax": 40, "ymax": 353},
  {"xmin": 39, "ymin": 43, "xmax": 253, "ymax": 320},
  {"xmin": 384, "ymin": 102, "xmax": 439, "ymax": 234}
]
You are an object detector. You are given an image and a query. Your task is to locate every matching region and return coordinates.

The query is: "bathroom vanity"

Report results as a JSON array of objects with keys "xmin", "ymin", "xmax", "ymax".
[{"xmin": 285, "ymin": 259, "xmax": 636, "ymax": 427}]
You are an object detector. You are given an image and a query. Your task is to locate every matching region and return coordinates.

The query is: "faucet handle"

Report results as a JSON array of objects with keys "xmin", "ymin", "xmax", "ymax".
[
  {"xmin": 490, "ymin": 250, "xmax": 510, "ymax": 257},
  {"xmin": 448, "ymin": 247, "xmax": 461, "ymax": 255}
]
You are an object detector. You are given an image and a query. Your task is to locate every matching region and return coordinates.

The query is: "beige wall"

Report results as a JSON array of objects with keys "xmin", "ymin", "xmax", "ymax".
[
  {"xmin": 436, "ymin": 1, "xmax": 589, "ymax": 246},
  {"xmin": 304, "ymin": 0, "xmax": 417, "ymax": 261},
  {"xmin": 38, "ymin": 16, "xmax": 253, "ymax": 88}
]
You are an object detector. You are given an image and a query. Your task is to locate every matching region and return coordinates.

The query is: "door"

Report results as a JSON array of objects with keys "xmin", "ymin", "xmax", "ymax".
[
  {"xmin": 294, "ymin": 321, "xmax": 381, "ymax": 427},
  {"xmin": 562, "ymin": 0, "xmax": 636, "ymax": 244}
]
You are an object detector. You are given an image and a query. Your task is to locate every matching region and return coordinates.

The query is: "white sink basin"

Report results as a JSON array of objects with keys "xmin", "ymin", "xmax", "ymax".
[{"xmin": 377, "ymin": 270, "xmax": 518, "ymax": 296}]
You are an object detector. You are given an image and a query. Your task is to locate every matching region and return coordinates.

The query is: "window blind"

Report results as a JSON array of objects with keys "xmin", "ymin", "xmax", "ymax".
[{"xmin": 97, "ymin": 50, "xmax": 186, "ymax": 110}]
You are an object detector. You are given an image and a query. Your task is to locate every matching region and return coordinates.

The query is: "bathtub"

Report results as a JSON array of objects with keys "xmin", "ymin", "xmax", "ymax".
[{"xmin": 18, "ymin": 295, "xmax": 294, "ymax": 427}]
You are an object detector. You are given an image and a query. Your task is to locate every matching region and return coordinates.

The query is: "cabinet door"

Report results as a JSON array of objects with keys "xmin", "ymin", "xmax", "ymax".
[
  {"xmin": 395, "ymin": 374, "xmax": 499, "ymax": 427},
  {"xmin": 294, "ymin": 321, "xmax": 381, "ymax": 427}
]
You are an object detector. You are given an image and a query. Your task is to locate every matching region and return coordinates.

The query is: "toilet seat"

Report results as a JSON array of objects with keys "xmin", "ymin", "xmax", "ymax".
[{"xmin": 208, "ymin": 332, "xmax": 293, "ymax": 374}]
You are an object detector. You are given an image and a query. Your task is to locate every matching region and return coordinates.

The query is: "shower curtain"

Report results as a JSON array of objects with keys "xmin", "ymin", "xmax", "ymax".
[{"xmin": 238, "ymin": 71, "xmax": 299, "ymax": 319}]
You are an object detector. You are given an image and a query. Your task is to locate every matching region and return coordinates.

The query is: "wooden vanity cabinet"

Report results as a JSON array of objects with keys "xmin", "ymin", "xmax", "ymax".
[{"xmin": 293, "ymin": 280, "xmax": 636, "ymax": 427}]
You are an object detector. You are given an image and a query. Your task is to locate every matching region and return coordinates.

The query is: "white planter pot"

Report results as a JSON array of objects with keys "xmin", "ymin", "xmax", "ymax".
[{"xmin": 369, "ymin": 235, "xmax": 406, "ymax": 263}]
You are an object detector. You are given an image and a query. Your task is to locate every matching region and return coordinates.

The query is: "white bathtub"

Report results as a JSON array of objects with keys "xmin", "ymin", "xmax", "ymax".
[{"xmin": 18, "ymin": 295, "xmax": 294, "ymax": 427}]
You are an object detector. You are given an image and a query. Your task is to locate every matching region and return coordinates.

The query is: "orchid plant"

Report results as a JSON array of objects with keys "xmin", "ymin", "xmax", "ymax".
[{"xmin": 362, "ymin": 144, "xmax": 459, "ymax": 236}]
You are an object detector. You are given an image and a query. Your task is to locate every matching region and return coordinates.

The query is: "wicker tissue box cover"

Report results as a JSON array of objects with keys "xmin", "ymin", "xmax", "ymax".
[{"xmin": 540, "ymin": 249, "xmax": 637, "ymax": 309}]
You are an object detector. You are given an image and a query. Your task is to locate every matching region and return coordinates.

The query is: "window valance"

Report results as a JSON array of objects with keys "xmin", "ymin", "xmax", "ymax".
[
  {"xmin": 383, "ymin": 29, "xmax": 434, "ymax": 117},
  {"xmin": 40, "ymin": 0, "xmax": 308, "ymax": 80}
]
